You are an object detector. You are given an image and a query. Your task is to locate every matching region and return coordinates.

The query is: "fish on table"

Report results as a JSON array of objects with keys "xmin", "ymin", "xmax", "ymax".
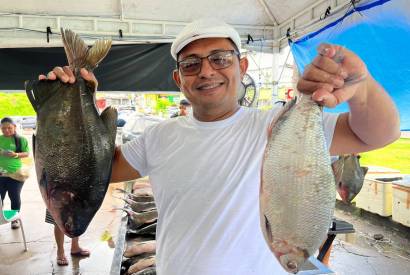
[
  {"xmin": 332, "ymin": 154, "xmax": 368, "ymax": 203},
  {"xmin": 124, "ymin": 240, "xmax": 156, "ymax": 258},
  {"xmin": 119, "ymin": 208, "xmax": 158, "ymax": 226},
  {"xmin": 128, "ymin": 256, "xmax": 156, "ymax": 274},
  {"xmin": 25, "ymin": 29, "xmax": 116, "ymax": 237},
  {"xmin": 130, "ymin": 266, "xmax": 156, "ymax": 275},
  {"xmin": 260, "ymin": 95, "xmax": 336, "ymax": 273}
]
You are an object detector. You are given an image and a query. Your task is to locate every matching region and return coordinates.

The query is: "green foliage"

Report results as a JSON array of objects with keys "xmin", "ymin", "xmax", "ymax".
[
  {"xmin": 154, "ymin": 97, "xmax": 172, "ymax": 115},
  {"xmin": 360, "ymin": 138, "xmax": 410, "ymax": 174},
  {"xmin": 0, "ymin": 92, "xmax": 35, "ymax": 117}
]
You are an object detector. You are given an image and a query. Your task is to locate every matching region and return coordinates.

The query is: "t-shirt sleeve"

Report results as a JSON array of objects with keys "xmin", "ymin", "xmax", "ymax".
[
  {"xmin": 120, "ymin": 133, "xmax": 148, "ymax": 177},
  {"xmin": 21, "ymin": 137, "xmax": 29, "ymax": 153},
  {"xmin": 323, "ymin": 112, "xmax": 339, "ymax": 151}
]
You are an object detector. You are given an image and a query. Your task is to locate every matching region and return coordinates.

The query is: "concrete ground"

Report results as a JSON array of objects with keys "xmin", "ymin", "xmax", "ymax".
[
  {"xmin": 330, "ymin": 203, "xmax": 410, "ymax": 275},
  {"xmin": 0, "ymin": 166, "xmax": 124, "ymax": 275}
]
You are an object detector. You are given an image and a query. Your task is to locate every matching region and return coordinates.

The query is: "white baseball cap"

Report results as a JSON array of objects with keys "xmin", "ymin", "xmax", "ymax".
[{"xmin": 170, "ymin": 18, "xmax": 242, "ymax": 60}]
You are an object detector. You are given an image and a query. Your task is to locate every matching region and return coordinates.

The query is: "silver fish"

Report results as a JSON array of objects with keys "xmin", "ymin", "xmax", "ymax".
[
  {"xmin": 260, "ymin": 95, "xmax": 336, "ymax": 273},
  {"xmin": 25, "ymin": 29, "xmax": 115, "ymax": 237}
]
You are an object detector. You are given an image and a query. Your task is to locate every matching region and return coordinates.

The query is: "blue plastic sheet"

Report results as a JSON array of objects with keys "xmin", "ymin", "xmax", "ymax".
[{"xmin": 291, "ymin": 0, "xmax": 410, "ymax": 130}]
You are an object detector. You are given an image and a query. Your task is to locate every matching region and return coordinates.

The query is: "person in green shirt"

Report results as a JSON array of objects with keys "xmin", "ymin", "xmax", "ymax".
[{"xmin": 0, "ymin": 117, "xmax": 29, "ymax": 229}]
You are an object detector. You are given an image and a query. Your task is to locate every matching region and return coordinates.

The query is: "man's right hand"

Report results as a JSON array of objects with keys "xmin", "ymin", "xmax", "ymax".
[{"xmin": 38, "ymin": 66, "xmax": 98, "ymax": 88}]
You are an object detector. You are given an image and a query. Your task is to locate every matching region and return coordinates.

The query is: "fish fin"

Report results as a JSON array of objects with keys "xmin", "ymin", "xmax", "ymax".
[
  {"xmin": 264, "ymin": 215, "xmax": 273, "ymax": 243},
  {"xmin": 267, "ymin": 97, "xmax": 297, "ymax": 138},
  {"xmin": 25, "ymin": 80, "xmax": 39, "ymax": 112},
  {"xmin": 61, "ymin": 28, "xmax": 88, "ymax": 71},
  {"xmin": 25, "ymin": 79, "xmax": 61, "ymax": 112},
  {"xmin": 100, "ymin": 106, "xmax": 118, "ymax": 144},
  {"xmin": 361, "ymin": 166, "xmax": 368, "ymax": 176},
  {"xmin": 86, "ymin": 39, "xmax": 112, "ymax": 70},
  {"xmin": 331, "ymin": 156, "xmax": 344, "ymax": 184}
]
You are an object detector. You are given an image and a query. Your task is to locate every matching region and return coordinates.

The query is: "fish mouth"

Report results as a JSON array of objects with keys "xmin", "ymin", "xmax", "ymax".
[{"xmin": 270, "ymin": 239, "xmax": 309, "ymax": 274}]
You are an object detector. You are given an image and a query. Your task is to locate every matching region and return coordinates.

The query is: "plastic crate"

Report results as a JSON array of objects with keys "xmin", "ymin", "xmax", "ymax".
[
  {"xmin": 355, "ymin": 176, "xmax": 398, "ymax": 216},
  {"xmin": 392, "ymin": 179, "xmax": 410, "ymax": 227}
]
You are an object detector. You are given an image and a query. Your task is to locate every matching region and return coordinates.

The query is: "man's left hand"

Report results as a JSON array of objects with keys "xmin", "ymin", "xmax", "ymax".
[{"xmin": 297, "ymin": 43, "xmax": 368, "ymax": 108}]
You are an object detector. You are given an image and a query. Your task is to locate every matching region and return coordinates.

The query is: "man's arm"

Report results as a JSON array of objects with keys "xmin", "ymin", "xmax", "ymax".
[
  {"xmin": 297, "ymin": 44, "xmax": 400, "ymax": 154},
  {"xmin": 110, "ymin": 146, "xmax": 141, "ymax": 183},
  {"xmin": 330, "ymin": 74, "xmax": 400, "ymax": 155}
]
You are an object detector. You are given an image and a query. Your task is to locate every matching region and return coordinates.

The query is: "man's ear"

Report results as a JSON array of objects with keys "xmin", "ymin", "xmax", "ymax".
[
  {"xmin": 239, "ymin": 57, "xmax": 249, "ymax": 79},
  {"xmin": 172, "ymin": 69, "xmax": 181, "ymax": 88}
]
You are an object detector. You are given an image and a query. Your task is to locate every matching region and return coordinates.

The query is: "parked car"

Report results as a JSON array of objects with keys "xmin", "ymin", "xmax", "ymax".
[
  {"xmin": 21, "ymin": 116, "xmax": 36, "ymax": 129},
  {"xmin": 121, "ymin": 114, "xmax": 164, "ymax": 144}
]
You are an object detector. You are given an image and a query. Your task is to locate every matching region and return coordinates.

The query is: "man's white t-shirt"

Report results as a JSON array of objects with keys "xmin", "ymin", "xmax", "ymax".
[{"xmin": 122, "ymin": 106, "xmax": 339, "ymax": 275}]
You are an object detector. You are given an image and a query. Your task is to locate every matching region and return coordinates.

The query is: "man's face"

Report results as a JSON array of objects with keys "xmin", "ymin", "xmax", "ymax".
[
  {"xmin": 173, "ymin": 38, "xmax": 248, "ymax": 118},
  {"xmin": 179, "ymin": 105, "xmax": 189, "ymax": 116}
]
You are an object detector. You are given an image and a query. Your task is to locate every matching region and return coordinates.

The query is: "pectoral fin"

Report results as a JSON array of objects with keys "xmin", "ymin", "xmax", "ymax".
[{"xmin": 100, "ymin": 106, "xmax": 118, "ymax": 144}]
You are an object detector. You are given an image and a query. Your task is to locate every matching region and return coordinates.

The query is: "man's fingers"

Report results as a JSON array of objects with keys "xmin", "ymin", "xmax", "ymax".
[
  {"xmin": 302, "ymin": 64, "xmax": 345, "ymax": 88},
  {"xmin": 46, "ymin": 71, "xmax": 57, "ymax": 80},
  {"xmin": 62, "ymin": 66, "xmax": 75, "ymax": 83},
  {"xmin": 312, "ymin": 54, "xmax": 347, "ymax": 79},
  {"xmin": 297, "ymin": 79, "xmax": 335, "ymax": 94},
  {"xmin": 80, "ymin": 68, "xmax": 98, "ymax": 88},
  {"xmin": 38, "ymin": 74, "xmax": 47, "ymax": 80},
  {"xmin": 52, "ymin": 66, "xmax": 70, "ymax": 83},
  {"xmin": 311, "ymin": 89, "xmax": 339, "ymax": 108}
]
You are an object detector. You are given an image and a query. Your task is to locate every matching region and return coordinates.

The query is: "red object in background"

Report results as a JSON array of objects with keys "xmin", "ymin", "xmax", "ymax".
[
  {"xmin": 96, "ymin": 98, "xmax": 107, "ymax": 110},
  {"xmin": 286, "ymin": 88, "xmax": 294, "ymax": 100}
]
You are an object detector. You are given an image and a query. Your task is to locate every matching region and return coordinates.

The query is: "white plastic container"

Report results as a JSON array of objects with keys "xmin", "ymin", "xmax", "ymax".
[
  {"xmin": 355, "ymin": 175, "xmax": 399, "ymax": 217},
  {"xmin": 392, "ymin": 176, "xmax": 410, "ymax": 227}
]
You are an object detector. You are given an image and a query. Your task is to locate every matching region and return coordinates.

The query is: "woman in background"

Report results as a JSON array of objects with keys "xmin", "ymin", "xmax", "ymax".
[{"xmin": 0, "ymin": 117, "xmax": 29, "ymax": 229}]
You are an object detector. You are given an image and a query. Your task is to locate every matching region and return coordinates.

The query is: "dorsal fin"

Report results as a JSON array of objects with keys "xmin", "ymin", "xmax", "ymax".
[{"xmin": 60, "ymin": 28, "xmax": 112, "ymax": 74}]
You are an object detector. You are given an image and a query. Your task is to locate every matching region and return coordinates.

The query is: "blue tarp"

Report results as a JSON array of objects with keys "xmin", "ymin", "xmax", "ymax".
[{"xmin": 291, "ymin": 0, "xmax": 410, "ymax": 130}]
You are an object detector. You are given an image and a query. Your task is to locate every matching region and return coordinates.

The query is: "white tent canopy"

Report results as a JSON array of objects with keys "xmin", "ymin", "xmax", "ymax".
[{"xmin": 0, "ymin": 0, "xmax": 353, "ymax": 51}]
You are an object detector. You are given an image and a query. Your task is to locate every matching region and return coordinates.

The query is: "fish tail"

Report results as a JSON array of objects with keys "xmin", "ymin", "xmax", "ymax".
[
  {"xmin": 61, "ymin": 28, "xmax": 88, "ymax": 71},
  {"xmin": 60, "ymin": 28, "xmax": 111, "ymax": 72},
  {"xmin": 86, "ymin": 39, "xmax": 112, "ymax": 70}
]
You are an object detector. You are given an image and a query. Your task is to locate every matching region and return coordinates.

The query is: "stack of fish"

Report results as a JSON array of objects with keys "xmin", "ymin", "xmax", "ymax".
[{"xmin": 117, "ymin": 179, "xmax": 157, "ymax": 275}]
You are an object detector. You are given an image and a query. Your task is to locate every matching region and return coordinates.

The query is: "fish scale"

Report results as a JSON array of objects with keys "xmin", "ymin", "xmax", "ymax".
[{"xmin": 260, "ymin": 95, "xmax": 336, "ymax": 273}]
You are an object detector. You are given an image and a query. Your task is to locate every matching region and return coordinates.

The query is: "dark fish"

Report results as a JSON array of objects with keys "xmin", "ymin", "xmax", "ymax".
[
  {"xmin": 128, "ymin": 256, "xmax": 156, "ymax": 274},
  {"xmin": 118, "ymin": 208, "xmax": 158, "ymax": 226},
  {"xmin": 123, "ymin": 252, "xmax": 156, "ymax": 270},
  {"xmin": 124, "ymin": 240, "xmax": 156, "ymax": 258},
  {"xmin": 127, "ymin": 222, "xmax": 157, "ymax": 236},
  {"xmin": 25, "ymin": 29, "xmax": 115, "ymax": 237},
  {"xmin": 121, "ymin": 197, "xmax": 156, "ymax": 213},
  {"xmin": 332, "ymin": 154, "xmax": 368, "ymax": 203},
  {"xmin": 130, "ymin": 267, "xmax": 156, "ymax": 275}
]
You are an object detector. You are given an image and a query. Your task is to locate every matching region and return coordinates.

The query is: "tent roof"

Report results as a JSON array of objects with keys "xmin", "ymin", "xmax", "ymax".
[{"xmin": 0, "ymin": 0, "xmax": 353, "ymax": 51}]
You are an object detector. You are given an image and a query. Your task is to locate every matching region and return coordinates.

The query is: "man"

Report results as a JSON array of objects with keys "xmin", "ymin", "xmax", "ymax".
[
  {"xmin": 41, "ymin": 18, "xmax": 400, "ymax": 274},
  {"xmin": 171, "ymin": 99, "xmax": 191, "ymax": 117}
]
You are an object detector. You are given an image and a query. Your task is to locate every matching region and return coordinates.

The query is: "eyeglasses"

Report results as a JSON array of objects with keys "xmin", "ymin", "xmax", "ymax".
[{"xmin": 177, "ymin": 50, "xmax": 240, "ymax": 76}]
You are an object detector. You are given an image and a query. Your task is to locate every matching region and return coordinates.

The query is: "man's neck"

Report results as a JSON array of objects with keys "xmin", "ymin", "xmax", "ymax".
[{"xmin": 193, "ymin": 104, "xmax": 240, "ymax": 122}]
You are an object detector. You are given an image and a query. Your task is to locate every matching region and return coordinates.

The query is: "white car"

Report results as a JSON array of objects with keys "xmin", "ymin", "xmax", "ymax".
[
  {"xmin": 21, "ymin": 116, "xmax": 37, "ymax": 129},
  {"xmin": 121, "ymin": 113, "xmax": 164, "ymax": 144}
]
